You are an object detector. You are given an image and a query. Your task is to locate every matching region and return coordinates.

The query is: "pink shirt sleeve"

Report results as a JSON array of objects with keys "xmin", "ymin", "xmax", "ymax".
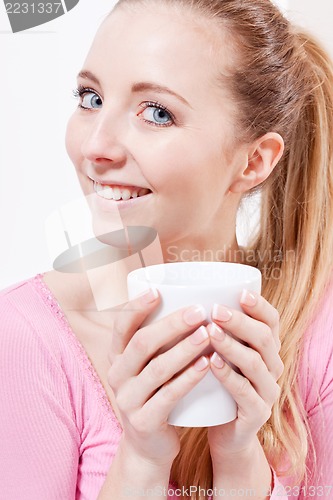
[
  {"xmin": 276, "ymin": 279, "xmax": 333, "ymax": 498},
  {"xmin": 0, "ymin": 296, "xmax": 80, "ymax": 499},
  {"xmin": 299, "ymin": 287, "xmax": 333, "ymax": 493}
]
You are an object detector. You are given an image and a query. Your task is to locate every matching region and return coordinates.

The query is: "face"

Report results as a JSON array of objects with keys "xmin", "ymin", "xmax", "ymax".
[{"xmin": 66, "ymin": 4, "xmax": 248, "ymax": 257}]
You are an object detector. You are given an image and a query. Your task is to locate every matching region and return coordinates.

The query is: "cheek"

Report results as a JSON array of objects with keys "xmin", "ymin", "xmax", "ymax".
[
  {"xmin": 65, "ymin": 114, "xmax": 82, "ymax": 167},
  {"xmin": 136, "ymin": 136, "xmax": 203, "ymax": 183},
  {"xmin": 139, "ymin": 134, "xmax": 224, "ymax": 193}
]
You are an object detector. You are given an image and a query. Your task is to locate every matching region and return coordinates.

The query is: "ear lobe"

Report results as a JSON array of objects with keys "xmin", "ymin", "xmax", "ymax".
[{"xmin": 229, "ymin": 132, "xmax": 284, "ymax": 194}]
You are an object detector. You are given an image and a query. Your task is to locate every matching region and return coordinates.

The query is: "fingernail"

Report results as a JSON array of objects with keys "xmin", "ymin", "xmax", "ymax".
[
  {"xmin": 210, "ymin": 323, "xmax": 225, "ymax": 340},
  {"xmin": 140, "ymin": 287, "xmax": 159, "ymax": 304},
  {"xmin": 189, "ymin": 326, "xmax": 209, "ymax": 345},
  {"xmin": 194, "ymin": 356, "xmax": 209, "ymax": 371},
  {"xmin": 211, "ymin": 352, "xmax": 225, "ymax": 368},
  {"xmin": 212, "ymin": 304, "xmax": 232, "ymax": 322},
  {"xmin": 183, "ymin": 305, "xmax": 207, "ymax": 326},
  {"xmin": 240, "ymin": 289, "xmax": 257, "ymax": 307}
]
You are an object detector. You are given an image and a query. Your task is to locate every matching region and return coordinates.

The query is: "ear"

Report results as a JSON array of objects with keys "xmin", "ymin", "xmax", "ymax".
[{"xmin": 229, "ymin": 132, "xmax": 284, "ymax": 193}]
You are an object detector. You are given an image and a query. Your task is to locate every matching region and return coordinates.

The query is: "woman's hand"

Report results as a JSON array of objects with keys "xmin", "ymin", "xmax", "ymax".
[
  {"xmin": 207, "ymin": 289, "xmax": 284, "ymax": 468},
  {"xmin": 107, "ymin": 289, "xmax": 210, "ymax": 468}
]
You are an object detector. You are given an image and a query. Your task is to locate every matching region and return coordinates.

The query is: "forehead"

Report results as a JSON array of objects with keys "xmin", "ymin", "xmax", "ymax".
[{"xmin": 84, "ymin": 4, "xmax": 235, "ymax": 95}]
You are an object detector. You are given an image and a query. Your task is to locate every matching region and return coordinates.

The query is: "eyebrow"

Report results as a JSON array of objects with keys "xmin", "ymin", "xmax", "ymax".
[
  {"xmin": 131, "ymin": 82, "xmax": 192, "ymax": 108},
  {"xmin": 77, "ymin": 70, "xmax": 192, "ymax": 108},
  {"xmin": 77, "ymin": 70, "xmax": 100, "ymax": 85}
]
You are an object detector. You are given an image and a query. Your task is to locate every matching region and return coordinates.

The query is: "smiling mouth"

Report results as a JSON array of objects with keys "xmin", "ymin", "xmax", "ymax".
[{"xmin": 93, "ymin": 180, "xmax": 152, "ymax": 201}]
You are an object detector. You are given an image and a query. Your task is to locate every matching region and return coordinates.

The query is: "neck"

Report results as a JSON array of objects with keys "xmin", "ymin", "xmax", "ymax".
[{"xmin": 162, "ymin": 235, "xmax": 243, "ymax": 264}]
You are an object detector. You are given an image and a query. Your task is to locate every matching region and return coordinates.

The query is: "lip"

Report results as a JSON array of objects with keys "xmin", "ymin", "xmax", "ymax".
[
  {"xmin": 88, "ymin": 175, "xmax": 151, "ymax": 191},
  {"xmin": 92, "ymin": 190, "xmax": 153, "ymax": 212},
  {"xmin": 87, "ymin": 177, "xmax": 153, "ymax": 212}
]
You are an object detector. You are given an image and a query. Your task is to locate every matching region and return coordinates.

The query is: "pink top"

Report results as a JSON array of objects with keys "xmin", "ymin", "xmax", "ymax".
[{"xmin": 0, "ymin": 273, "xmax": 332, "ymax": 499}]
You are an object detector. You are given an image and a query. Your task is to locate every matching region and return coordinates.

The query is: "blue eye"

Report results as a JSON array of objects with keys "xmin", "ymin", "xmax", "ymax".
[
  {"xmin": 81, "ymin": 92, "xmax": 103, "ymax": 109},
  {"xmin": 72, "ymin": 86, "xmax": 103, "ymax": 109},
  {"xmin": 139, "ymin": 102, "xmax": 175, "ymax": 127}
]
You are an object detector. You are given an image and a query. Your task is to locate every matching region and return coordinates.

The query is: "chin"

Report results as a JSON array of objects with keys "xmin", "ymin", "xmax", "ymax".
[{"xmin": 91, "ymin": 216, "xmax": 159, "ymax": 251}]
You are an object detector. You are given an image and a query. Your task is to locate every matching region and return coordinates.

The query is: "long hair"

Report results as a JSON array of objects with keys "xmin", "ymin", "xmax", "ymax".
[{"xmin": 113, "ymin": 0, "xmax": 333, "ymax": 496}]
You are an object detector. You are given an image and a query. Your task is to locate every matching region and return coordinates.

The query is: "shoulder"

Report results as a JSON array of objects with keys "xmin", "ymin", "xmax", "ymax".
[
  {"xmin": 1, "ymin": 275, "xmax": 65, "ymax": 355},
  {"xmin": 298, "ymin": 277, "xmax": 333, "ymax": 413},
  {"xmin": 0, "ymin": 274, "xmax": 91, "ymax": 427},
  {"xmin": 304, "ymin": 276, "xmax": 333, "ymax": 347},
  {"xmin": 305, "ymin": 276, "xmax": 333, "ymax": 341},
  {"xmin": 0, "ymin": 274, "xmax": 84, "ymax": 395},
  {"xmin": 0, "ymin": 275, "xmax": 48, "ymax": 340}
]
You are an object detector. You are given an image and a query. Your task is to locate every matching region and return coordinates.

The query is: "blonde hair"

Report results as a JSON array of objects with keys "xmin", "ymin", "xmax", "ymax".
[{"xmin": 113, "ymin": 0, "xmax": 333, "ymax": 495}]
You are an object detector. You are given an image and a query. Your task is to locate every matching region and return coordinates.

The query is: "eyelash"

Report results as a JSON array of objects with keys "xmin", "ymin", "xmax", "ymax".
[
  {"xmin": 72, "ymin": 85, "xmax": 98, "ymax": 106},
  {"xmin": 137, "ymin": 101, "xmax": 176, "ymax": 127},
  {"xmin": 72, "ymin": 85, "xmax": 176, "ymax": 127}
]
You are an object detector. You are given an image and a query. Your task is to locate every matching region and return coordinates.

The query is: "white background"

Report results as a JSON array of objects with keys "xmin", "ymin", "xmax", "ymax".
[{"xmin": 1, "ymin": 0, "xmax": 332, "ymax": 289}]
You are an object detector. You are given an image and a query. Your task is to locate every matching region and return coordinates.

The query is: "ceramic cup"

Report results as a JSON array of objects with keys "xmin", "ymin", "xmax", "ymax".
[{"xmin": 127, "ymin": 262, "xmax": 262, "ymax": 427}]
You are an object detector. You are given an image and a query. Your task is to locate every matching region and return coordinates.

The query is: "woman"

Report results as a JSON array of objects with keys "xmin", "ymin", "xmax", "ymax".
[{"xmin": 1, "ymin": 0, "xmax": 333, "ymax": 498}]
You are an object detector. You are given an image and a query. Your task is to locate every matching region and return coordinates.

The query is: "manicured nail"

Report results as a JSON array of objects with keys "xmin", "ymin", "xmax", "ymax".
[
  {"xmin": 210, "ymin": 323, "xmax": 225, "ymax": 340},
  {"xmin": 189, "ymin": 326, "xmax": 209, "ymax": 345},
  {"xmin": 212, "ymin": 304, "xmax": 233, "ymax": 322},
  {"xmin": 211, "ymin": 352, "xmax": 225, "ymax": 368},
  {"xmin": 240, "ymin": 289, "xmax": 257, "ymax": 307},
  {"xmin": 183, "ymin": 305, "xmax": 207, "ymax": 326},
  {"xmin": 140, "ymin": 287, "xmax": 159, "ymax": 304},
  {"xmin": 194, "ymin": 356, "xmax": 209, "ymax": 371}
]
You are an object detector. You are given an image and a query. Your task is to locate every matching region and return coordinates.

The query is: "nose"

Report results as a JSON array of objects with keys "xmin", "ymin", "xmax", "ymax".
[{"xmin": 81, "ymin": 110, "xmax": 128, "ymax": 168}]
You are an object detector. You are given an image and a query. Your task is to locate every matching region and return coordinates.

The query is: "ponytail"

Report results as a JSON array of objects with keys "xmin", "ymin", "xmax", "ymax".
[{"xmin": 252, "ymin": 29, "xmax": 333, "ymax": 484}]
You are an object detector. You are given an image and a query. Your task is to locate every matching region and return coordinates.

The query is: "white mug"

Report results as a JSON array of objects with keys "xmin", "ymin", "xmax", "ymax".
[{"xmin": 127, "ymin": 262, "xmax": 262, "ymax": 427}]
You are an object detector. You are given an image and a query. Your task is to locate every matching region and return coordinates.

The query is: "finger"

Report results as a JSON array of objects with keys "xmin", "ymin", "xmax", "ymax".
[
  {"xmin": 139, "ymin": 355, "xmax": 210, "ymax": 428},
  {"xmin": 212, "ymin": 292, "xmax": 280, "ymax": 350},
  {"xmin": 211, "ymin": 305, "xmax": 283, "ymax": 379},
  {"xmin": 209, "ymin": 324, "xmax": 281, "ymax": 406},
  {"xmin": 209, "ymin": 352, "xmax": 278, "ymax": 428},
  {"xmin": 239, "ymin": 290, "xmax": 280, "ymax": 350},
  {"xmin": 109, "ymin": 288, "xmax": 160, "ymax": 361},
  {"xmin": 118, "ymin": 325, "xmax": 210, "ymax": 409},
  {"xmin": 109, "ymin": 304, "xmax": 208, "ymax": 386}
]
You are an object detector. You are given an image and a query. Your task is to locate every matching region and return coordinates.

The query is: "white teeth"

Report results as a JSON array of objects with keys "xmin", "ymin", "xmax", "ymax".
[
  {"xmin": 93, "ymin": 181, "xmax": 150, "ymax": 201},
  {"xmin": 95, "ymin": 182, "xmax": 104, "ymax": 193},
  {"xmin": 102, "ymin": 186, "xmax": 113, "ymax": 200},
  {"xmin": 112, "ymin": 187, "xmax": 122, "ymax": 201},
  {"xmin": 121, "ymin": 188, "xmax": 131, "ymax": 201}
]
